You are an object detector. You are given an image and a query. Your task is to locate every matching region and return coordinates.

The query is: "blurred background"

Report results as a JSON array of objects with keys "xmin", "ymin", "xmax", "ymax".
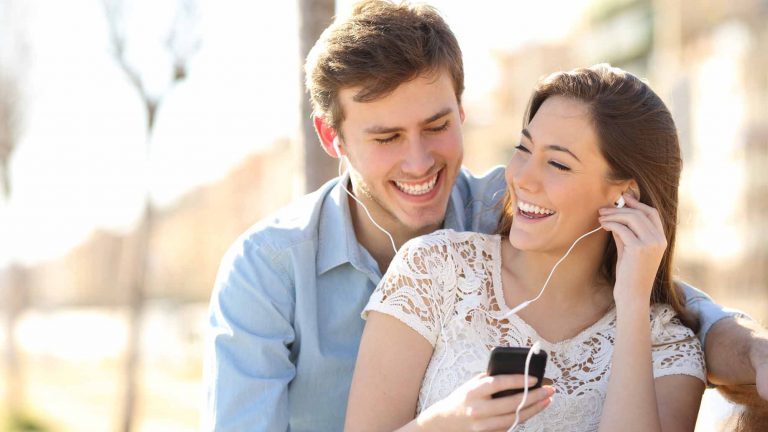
[{"xmin": 0, "ymin": 0, "xmax": 765, "ymax": 430}]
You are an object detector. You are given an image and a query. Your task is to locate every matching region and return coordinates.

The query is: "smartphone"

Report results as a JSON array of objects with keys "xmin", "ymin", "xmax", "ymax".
[{"xmin": 486, "ymin": 346, "xmax": 548, "ymax": 398}]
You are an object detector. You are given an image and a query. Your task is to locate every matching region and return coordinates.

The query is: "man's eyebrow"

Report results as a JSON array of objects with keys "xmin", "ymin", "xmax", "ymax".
[
  {"xmin": 521, "ymin": 128, "xmax": 582, "ymax": 162},
  {"xmin": 364, "ymin": 108, "xmax": 453, "ymax": 134},
  {"xmin": 421, "ymin": 108, "xmax": 452, "ymax": 126}
]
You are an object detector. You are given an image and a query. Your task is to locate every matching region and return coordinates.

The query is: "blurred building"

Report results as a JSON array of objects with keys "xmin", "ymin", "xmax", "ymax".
[{"xmin": 18, "ymin": 140, "xmax": 295, "ymax": 308}]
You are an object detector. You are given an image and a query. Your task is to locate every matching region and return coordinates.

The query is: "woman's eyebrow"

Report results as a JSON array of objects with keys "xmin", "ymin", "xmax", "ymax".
[{"xmin": 521, "ymin": 128, "xmax": 582, "ymax": 163}]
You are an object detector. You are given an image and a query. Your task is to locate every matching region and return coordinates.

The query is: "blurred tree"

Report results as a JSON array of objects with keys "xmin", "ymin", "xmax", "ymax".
[
  {"xmin": 101, "ymin": 1, "xmax": 200, "ymax": 431},
  {"xmin": 0, "ymin": 73, "xmax": 18, "ymax": 200},
  {"xmin": 0, "ymin": 71, "xmax": 24, "ymax": 419},
  {"xmin": 299, "ymin": 0, "xmax": 336, "ymax": 192},
  {"xmin": 0, "ymin": 0, "xmax": 28, "ymax": 419}
]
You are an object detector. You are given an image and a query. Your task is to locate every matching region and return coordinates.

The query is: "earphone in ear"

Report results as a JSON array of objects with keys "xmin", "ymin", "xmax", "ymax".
[
  {"xmin": 615, "ymin": 195, "xmax": 626, "ymax": 208},
  {"xmin": 332, "ymin": 137, "xmax": 342, "ymax": 158}
]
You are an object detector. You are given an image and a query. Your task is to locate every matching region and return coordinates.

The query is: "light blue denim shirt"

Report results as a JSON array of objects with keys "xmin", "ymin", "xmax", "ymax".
[{"xmin": 202, "ymin": 166, "xmax": 736, "ymax": 432}]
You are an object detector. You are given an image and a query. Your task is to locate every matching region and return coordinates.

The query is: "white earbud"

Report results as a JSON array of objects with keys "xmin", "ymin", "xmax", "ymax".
[
  {"xmin": 615, "ymin": 195, "xmax": 625, "ymax": 208},
  {"xmin": 332, "ymin": 137, "xmax": 342, "ymax": 157}
]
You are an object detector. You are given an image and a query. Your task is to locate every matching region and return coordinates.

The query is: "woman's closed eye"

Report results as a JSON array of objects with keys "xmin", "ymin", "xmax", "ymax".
[
  {"xmin": 515, "ymin": 144, "xmax": 571, "ymax": 171},
  {"xmin": 549, "ymin": 161, "xmax": 571, "ymax": 171}
]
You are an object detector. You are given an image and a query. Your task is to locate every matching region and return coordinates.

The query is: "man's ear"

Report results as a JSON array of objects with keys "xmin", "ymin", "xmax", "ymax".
[
  {"xmin": 313, "ymin": 116, "xmax": 341, "ymax": 158},
  {"xmin": 459, "ymin": 104, "xmax": 466, "ymax": 124}
]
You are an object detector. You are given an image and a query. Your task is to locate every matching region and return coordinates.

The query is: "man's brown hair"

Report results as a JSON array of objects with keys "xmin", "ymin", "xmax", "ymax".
[{"xmin": 305, "ymin": 0, "xmax": 464, "ymax": 134}]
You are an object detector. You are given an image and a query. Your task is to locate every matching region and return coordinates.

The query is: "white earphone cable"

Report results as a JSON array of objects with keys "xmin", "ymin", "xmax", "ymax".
[
  {"xmin": 508, "ymin": 341, "xmax": 542, "ymax": 431},
  {"xmin": 337, "ymin": 152, "xmax": 398, "ymax": 255},
  {"xmin": 502, "ymin": 225, "xmax": 604, "ymax": 319}
]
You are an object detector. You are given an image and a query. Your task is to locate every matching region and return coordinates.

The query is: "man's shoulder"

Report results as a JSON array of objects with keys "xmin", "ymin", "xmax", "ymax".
[
  {"xmin": 453, "ymin": 165, "xmax": 506, "ymax": 206},
  {"xmin": 236, "ymin": 178, "xmax": 339, "ymax": 255},
  {"xmin": 455, "ymin": 165, "xmax": 505, "ymax": 188}
]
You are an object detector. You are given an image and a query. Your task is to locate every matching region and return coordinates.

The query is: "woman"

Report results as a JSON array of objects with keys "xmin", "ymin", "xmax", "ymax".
[{"xmin": 345, "ymin": 64, "xmax": 706, "ymax": 431}]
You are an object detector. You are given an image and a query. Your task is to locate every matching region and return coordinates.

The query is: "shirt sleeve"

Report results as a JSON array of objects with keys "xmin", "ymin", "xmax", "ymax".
[
  {"xmin": 202, "ymin": 239, "xmax": 295, "ymax": 432},
  {"xmin": 650, "ymin": 304, "xmax": 707, "ymax": 384},
  {"xmin": 678, "ymin": 280, "xmax": 752, "ymax": 348},
  {"xmin": 362, "ymin": 234, "xmax": 454, "ymax": 347}
]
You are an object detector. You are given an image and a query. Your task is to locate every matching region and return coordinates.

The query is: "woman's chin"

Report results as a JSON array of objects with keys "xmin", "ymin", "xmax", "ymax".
[{"xmin": 507, "ymin": 230, "xmax": 542, "ymax": 252}]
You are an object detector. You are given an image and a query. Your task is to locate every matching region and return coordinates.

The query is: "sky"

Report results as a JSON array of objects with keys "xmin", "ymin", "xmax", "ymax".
[{"xmin": 0, "ymin": 0, "xmax": 590, "ymax": 267}]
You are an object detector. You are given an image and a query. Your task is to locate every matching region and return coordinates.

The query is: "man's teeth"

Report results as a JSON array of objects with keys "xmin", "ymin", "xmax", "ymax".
[
  {"xmin": 517, "ymin": 201, "xmax": 555, "ymax": 215},
  {"xmin": 395, "ymin": 175, "xmax": 438, "ymax": 196}
]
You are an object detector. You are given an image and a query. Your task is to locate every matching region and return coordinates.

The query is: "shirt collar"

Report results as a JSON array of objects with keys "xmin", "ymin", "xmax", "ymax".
[
  {"xmin": 317, "ymin": 173, "xmax": 380, "ymax": 279},
  {"xmin": 443, "ymin": 181, "xmax": 464, "ymax": 231},
  {"xmin": 316, "ymin": 171, "xmax": 468, "ymax": 276}
]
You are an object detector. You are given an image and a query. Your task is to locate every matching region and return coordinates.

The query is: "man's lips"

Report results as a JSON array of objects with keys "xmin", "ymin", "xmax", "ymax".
[{"xmin": 392, "ymin": 169, "xmax": 441, "ymax": 197}]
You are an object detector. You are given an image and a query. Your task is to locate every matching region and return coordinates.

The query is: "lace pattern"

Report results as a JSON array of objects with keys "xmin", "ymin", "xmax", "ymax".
[{"xmin": 363, "ymin": 230, "xmax": 706, "ymax": 431}]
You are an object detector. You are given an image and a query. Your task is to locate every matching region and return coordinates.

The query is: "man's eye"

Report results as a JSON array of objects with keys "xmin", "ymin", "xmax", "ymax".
[
  {"xmin": 428, "ymin": 121, "xmax": 449, "ymax": 132},
  {"xmin": 375, "ymin": 134, "xmax": 399, "ymax": 144},
  {"xmin": 514, "ymin": 143, "xmax": 530, "ymax": 153}
]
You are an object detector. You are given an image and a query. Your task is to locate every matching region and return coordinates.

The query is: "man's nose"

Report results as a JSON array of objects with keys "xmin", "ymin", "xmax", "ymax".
[{"xmin": 401, "ymin": 138, "xmax": 435, "ymax": 177}]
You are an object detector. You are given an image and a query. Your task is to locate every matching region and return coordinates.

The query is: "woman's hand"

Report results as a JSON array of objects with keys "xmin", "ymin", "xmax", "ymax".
[
  {"xmin": 598, "ymin": 193, "xmax": 667, "ymax": 306},
  {"xmin": 415, "ymin": 373, "xmax": 554, "ymax": 432}
]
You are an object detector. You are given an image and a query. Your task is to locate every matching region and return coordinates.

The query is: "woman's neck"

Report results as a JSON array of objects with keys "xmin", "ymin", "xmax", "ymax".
[{"xmin": 502, "ymin": 232, "xmax": 612, "ymax": 308}]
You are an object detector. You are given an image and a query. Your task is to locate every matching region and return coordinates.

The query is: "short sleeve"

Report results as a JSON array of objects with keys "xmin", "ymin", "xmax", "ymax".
[
  {"xmin": 678, "ymin": 280, "xmax": 752, "ymax": 347},
  {"xmin": 362, "ymin": 232, "xmax": 457, "ymax": 347},
  {"xmin": 650, "ymin": 304, "xmax": 707, "ymax": 384}
]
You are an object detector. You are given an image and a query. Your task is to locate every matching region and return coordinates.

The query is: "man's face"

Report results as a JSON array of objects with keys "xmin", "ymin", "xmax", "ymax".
[{"xmin": 337, "ymin": 71, "xmax": 464, "ymax": 235}]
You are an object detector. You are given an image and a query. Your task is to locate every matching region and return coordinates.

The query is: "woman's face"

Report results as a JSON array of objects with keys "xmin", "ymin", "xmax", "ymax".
[{"xmin": 505, "ymin": 96, "xmax": 626, "ymax": 253}]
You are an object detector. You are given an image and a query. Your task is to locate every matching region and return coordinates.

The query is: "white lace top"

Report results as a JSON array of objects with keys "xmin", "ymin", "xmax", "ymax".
[{"xmin": 363, "ymin": 230, "xmax": 706, "ymax": 431}]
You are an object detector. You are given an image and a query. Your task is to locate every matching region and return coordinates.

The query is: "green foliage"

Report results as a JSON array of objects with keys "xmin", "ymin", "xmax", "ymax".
[{"xmin": 2, "ymin": 411, "xmax": 50, "ymax": 432}]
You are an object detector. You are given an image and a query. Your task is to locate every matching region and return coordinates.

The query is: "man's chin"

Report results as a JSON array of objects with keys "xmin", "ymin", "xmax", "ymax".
[{"xmin": 398, "ymin": 213, "xmax": 445, "ymax": 236}]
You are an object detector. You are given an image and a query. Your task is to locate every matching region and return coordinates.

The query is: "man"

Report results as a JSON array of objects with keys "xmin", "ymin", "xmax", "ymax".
[{"xmin": 202, "ymin": 1, "xmax": 768, "ymax": 431}]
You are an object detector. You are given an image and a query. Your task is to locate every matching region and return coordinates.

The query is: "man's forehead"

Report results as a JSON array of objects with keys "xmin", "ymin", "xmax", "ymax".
[{"xmin": 338, "ymin": 74, "xmax": 458, "ymax": 131}]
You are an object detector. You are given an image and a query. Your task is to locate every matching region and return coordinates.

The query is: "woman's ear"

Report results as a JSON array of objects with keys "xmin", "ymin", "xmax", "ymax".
[
  {"xmin": 611, "ymin": 179, "xmax": 640, "ymax": 207},
  {"xmin": 626, "ymin": 180, "xmax": 641, "ymax": 201}
]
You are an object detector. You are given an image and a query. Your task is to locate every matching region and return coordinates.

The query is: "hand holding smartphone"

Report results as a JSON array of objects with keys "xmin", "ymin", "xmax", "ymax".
[{"xmin": 487, "ymin": 346, "xmax": 548, "ymax": 398}]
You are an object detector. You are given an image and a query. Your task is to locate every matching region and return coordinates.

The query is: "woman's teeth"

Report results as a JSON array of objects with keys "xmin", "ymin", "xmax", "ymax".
[
  {"xmin": 395, "ymin": 174, "xmax": 438, "ymax": 196},
  {"xmin": 517, "ymin": 201, "xmax": 555, "ymax": 216}
]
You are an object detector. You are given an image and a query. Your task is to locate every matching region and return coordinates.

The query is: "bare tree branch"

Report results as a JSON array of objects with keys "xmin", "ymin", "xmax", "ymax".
[
  {"xmin": 100, "ymin": 1, "xmax": 200, "ymax": 430},
  {"xmin": 166, "ymin": 0, "xmax": 201, "ymax": 82},
  {"xmin": 0, "ymin": 73, "xmax": 19, "ymax": 199},
  {"xmin": 101, "ymin": 0, "xmax": 149, "ymax": 103}
]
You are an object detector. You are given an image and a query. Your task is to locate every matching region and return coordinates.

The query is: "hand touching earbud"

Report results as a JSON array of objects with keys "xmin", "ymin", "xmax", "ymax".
[{"xmin": 598, "ymin": 193, "xmax": 667, "ymax": 306}]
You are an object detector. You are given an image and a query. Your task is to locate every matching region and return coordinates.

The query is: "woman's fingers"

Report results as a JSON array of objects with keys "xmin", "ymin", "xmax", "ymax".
[
  {"xmin": 480, "ymin": 395, "xmax": 554, "ymax": 431},
  {"xmin": 621, "ymin": 193, "xmax": 665, "ymax": 233},
  {"xmin": 600, "ymin": 219, "xmax": 639, "ymax": 245},
  {"xmin": 468, "ymin": 374, "xmax": 538, "ymax": 400},
  {"xmin": 600, "ymin": 213, "xmax": 665, "ymax": 248},
  {"xmin": 599, "ymin": 196, "xmax": 667, "ymax": 246},
  {"xmin": 472, "ymin": 385, "xmax": 554, "ymax": 417}
]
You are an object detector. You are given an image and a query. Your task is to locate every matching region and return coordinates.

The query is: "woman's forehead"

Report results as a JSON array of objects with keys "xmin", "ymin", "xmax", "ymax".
[{"xmin": 527, "ymin": 97, "xmax": 602, "ymax": 159}]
